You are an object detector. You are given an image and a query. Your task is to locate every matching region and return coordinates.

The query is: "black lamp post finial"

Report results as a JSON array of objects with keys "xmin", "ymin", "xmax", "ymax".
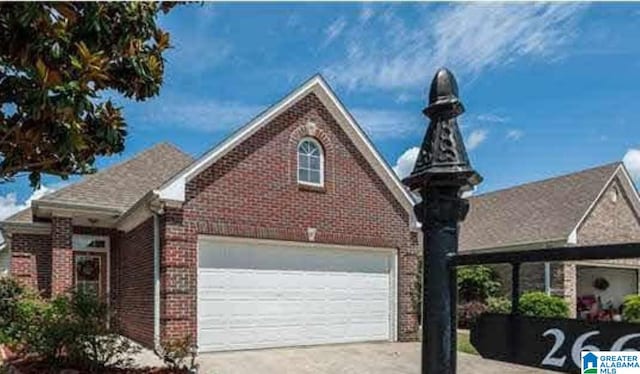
[
  {"xmin": 403, "ymin": 68, "xmax": 482, "ymax": 192},
  {"xmin": 425, "ymin": 67, "xmax": 464, "ymax": 118}
]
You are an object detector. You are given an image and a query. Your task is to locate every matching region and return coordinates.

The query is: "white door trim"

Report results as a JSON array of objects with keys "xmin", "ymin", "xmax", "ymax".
[
  {"xmin": 72, "ymin": 234, "xmax": 111, "ymax": 300},
  {"xmin": 196, "ymin": 235, "xmax": 398, "ymax": 352}
]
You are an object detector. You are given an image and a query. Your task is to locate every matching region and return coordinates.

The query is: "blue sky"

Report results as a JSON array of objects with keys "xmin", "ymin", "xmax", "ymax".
[{"xmin": 2, "ymin": 2, "xmax": 640, "ymax": 217}]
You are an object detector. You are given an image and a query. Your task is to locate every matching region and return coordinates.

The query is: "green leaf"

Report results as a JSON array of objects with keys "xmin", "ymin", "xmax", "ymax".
[{"xmin": 0, "ymin": 2, "xmax": 181, "ymax": 188}]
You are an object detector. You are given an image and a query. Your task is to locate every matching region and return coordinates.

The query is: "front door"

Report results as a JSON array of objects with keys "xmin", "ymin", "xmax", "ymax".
[{"xmin": 73, "ymin": 252, "xmax": 107, "ymax": 299}]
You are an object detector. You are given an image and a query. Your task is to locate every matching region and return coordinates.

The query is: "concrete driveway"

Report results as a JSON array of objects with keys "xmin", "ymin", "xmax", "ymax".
[{"xmin": 194, "ymin": 342, "xmax": 554, "ymax": 374}]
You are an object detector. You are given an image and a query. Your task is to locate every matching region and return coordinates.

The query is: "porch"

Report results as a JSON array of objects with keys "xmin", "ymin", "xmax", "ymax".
[{"xmin": 576, "ymin": 264, "xmax": 639, "ymax": 321}]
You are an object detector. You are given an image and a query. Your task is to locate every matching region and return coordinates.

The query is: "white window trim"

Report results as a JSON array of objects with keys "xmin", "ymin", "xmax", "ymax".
[{"xmin": 297, "ymin": 137, "xmax": 324, "ymax": 187}]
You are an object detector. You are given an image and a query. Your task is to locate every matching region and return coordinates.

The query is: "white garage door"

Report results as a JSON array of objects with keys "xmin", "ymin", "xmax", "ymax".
[{"xmin": 197, "ymin": 237, "xmax": 396, "ymax": 352}]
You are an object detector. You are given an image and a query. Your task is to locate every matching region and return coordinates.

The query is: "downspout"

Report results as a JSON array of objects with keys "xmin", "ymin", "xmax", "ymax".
[
  {"xmin": 149, "ymin": 202, "xmax": 164, "ymax": 351},
  {"xmin": 544, "ymin": 262, "xmax": 551, "ymax": 295},
  {"xmin": 0, "ymin": 227, "xmax": 10, "ymax": 277},
  {"xmin": 153, "ymin": 213, "xmax": 160, "ymax": 350}
]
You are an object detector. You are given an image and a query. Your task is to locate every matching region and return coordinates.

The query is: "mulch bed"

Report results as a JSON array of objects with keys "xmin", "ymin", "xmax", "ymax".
[
  {"xmin": 1, "ymin": 346, "xmax": 188, "ymax": 374},
  {"xmin": 5, "ymin": 358, "xmax": 189, "ymax": 373}
]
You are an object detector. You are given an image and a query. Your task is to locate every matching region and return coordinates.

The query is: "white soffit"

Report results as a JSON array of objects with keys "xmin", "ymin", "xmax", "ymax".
[{"xmin": 156, "ymin": 75, "xmax": 415, "ymax": 213}]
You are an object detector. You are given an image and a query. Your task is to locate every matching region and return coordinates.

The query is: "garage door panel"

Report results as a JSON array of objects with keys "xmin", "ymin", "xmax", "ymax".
[
  {"xmin": 199, "ymin": 242, "xmax": 390, "ymax": 273},
  {"xmin": 197, "ymin": 239, "xmax": 394, "ymax": 352},
  {"xmin": 199, "ymin": 324, "xmax": 390, "ymax": 352}
]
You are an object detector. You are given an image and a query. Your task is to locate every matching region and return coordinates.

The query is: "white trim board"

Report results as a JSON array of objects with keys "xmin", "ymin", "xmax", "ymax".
[
  {"xmin": 155, "ymin": 75, "xmax": 415, "ymax": 215},
  {"xmin": 72, "ymin": 234, "xmax": 111, "ymax": 302}
]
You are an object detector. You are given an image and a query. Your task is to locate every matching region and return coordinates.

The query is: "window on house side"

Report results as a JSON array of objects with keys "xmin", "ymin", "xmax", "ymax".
[{"xmin": 297, "ymin": 138, "xmax": 323, "ymax": 186}]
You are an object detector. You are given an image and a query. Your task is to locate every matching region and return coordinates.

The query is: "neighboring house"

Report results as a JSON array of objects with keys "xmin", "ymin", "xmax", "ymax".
[
  {"xmin": 460, "ymin": 162, "xmax": 640, "ymax": 317},
  {"xmin": 0, "ymin": 75, "xmax": 419, "ymax": 352}
]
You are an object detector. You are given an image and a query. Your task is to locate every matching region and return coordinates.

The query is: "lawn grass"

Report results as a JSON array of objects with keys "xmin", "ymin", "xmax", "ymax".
[{"xmin": 457, "ymin": 331, "xmax": 478, "ymax": 355}]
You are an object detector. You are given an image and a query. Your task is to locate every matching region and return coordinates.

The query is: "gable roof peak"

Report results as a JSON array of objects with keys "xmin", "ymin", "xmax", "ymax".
[
  {"xmin": 460, "ymin": 161, "xmax": 623, "ymax": 251},
  {"xmin": 155, "ymin": 74, "xmax": 415, "ymax": 215}
]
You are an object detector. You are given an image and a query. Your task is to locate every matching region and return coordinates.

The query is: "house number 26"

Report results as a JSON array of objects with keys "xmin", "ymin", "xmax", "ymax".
[{"xmin": 541, "ymin": 329, "xmax": 640, "ymax": 368}]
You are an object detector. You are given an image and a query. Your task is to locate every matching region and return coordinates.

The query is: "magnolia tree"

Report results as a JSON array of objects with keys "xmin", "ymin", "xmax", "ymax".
[{"xmin": 0, "ymin": 2, "xmax": 179, "ymax": 187}]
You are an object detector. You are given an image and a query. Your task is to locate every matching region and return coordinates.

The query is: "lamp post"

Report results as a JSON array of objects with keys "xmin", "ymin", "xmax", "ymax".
[{"xmin": 403, "ymin": 68, "xmax": 482, "ymax": 374}]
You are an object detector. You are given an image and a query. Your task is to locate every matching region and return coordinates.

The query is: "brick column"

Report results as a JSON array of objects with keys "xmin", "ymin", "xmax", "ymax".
[
  {"xmin": 399, "ymin": 232, "xmax": 420, "ymax": 341},
  {"xmin": 51, "ymin": 216, "xmax": 73, "ymax": 296},
  {"xmin": 160, "ymin": 207, "xmax": 197, "ymax": 343},
  {"xmin": 563, "ymin": 263, "xmax": 577, "ymax": 318}
]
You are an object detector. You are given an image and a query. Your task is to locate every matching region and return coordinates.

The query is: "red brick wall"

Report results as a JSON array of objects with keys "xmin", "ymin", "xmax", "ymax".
[
  {"xmin": 10, "ymin": 233, "xmax": 52, "ymax": 296},
  {"xmin": 9, "ymin": 220, "xmax": 156, "ymax": 348},
  {"xmin": 9, "ymin": 226, "xmax": 116, "ymax": 299},
  {"xmin": 160, "ymin": 206, "xmax": 197, "ymax": 343},
  {"xmin": 160, "ymin": 93, "xmax": 418, "ymax": 343},
  {"xmin": 51, "ymin": 217, "xmax": 73, "ymax": 295},
  {"xmin": 576, "ymin": 176, "xmax": 640, "ymax": 246},
  {"xmin": 113, "ymin": 218, "xmax": 155, "ymax": 348}
]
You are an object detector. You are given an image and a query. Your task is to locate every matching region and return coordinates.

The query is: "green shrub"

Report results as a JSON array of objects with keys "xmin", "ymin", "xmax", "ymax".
[
  {"xmin": 518, "ymin": 292, "xmax": 569, "ymax": 318},
  {"xmin": 0, "ymin": 277, "xmax": 24, "ymax": 318},
  {"xmin": 155, "ymin": 335, "xmax": 198, "ymax": 372},
  {"xmin": 487, "ymin": 297, "xmax": 511, "ymax": 314},
  {"xmin": 9, "ymin": 292, "xmax": 73, "ymax": 363},
  {"xmin": 623, "ymin": 295, "xmax": 640, "ymax": 323},
  {"xmin": 457, "ymin": 265, "xmax": 501, "ymax": 302},
  {"xmin": 6, "ymin": 289, "xmax": 140, "ymax": 371},
  {"xmin": 457, "ymin": 301, "xmax": 488, "ymax": 329},
  {"xmin": 0, "ymin": 277, "xmax": 25, "ymax": 343},
  {"xmin": 66, "ymin": 290, "xmax": 140, "ymax": 371}
]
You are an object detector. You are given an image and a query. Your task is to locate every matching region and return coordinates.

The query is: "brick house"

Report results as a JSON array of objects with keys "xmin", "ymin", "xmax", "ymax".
[
  {"xmin": 0, "ymin": 75, "xmax": 420, "ymax": 352},
  {"xmin": 460, "ymin": 163, "xmax": 640, "ymax": 317}
]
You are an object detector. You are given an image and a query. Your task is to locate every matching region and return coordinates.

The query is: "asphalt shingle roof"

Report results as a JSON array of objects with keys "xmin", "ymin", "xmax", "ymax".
[
  {"xmin": 459, "ymin": 162, "xmax": 621, "ymax": 251},
  {"xmin": 7, "ymin": 143, "xmax": 194, "ymax": 223},
  {"xmin": 4, "ymin": 208, "xmax": 32, "ymax": 223}
]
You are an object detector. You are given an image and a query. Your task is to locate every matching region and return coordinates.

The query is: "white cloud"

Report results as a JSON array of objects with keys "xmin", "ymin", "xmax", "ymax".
[
  {"xmin": 0, "ymin": 184, "xmax": 57, "ymax": 220},
  {"xmin": 0, "ymin": 193, "xmax": 22, "ymax": 221},
  {"xmin": 392, "ymin": 147, "xmax": 420, "ymax": 179},
  {"xmin": 351, "ymin": 108, "xmax": 421, "ymax": 139},
  {"xmin": 161, "ymin": 4, "xmax": 233, "ymax": 75},
  {"xmin": 359, "ymin": 5, "xmax": 375, "ymax": 23},
  {"xmin": 286, "ymin": 13, "xmax": 301, "ymax": 29},
  {"xmin": 466, "ymin": 129, "xmax": 488, "ymax": 151},
  {"xmin": 323, "ymin": 17, "xmax": 347, "ymax": 47},
  {"xmin": 130, "ymin": 97, "xmax": 264, "ymax": 133},
  {"xmin": 506, "ymin": 129, "xmax": 524, "ymax": 141},
  {"xmin": 395, "ymin": 93, "xmax": 413, "ymax": 104},
  {"xmin": 133, "ymin": 99, "xmax": 420, "ymax": 139},
  {"xmin": 623, "ymin": 149, "xmax": 640, "ymax": 182},
  {"xmin": 325, "ymin": 3, "xmax": 586, "ymax": 91},
  {"xmin": 477, "ymin": 113, "xmax": 510, "ymax": 123}
]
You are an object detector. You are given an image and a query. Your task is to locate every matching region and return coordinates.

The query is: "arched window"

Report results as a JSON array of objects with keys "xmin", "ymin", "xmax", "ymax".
[{"xmin": 297, "ymin": 138, "xmax": 323, "ymax": 186}]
